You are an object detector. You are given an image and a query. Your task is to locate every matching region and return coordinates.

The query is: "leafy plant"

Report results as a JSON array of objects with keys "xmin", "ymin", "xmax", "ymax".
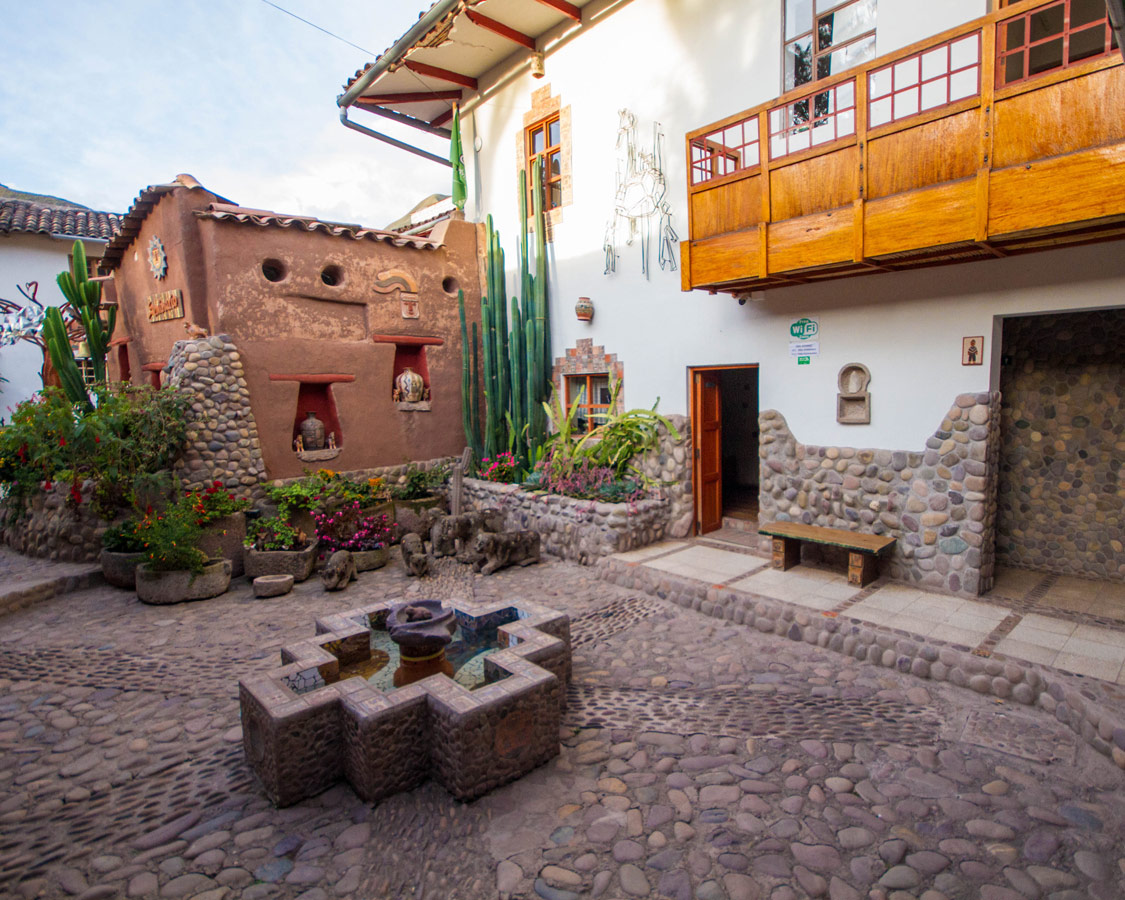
[
  {"xmin": 0, "ymin": 385, "xmax": 189, "ymax": 518},
  {"xmin": 391, "ymin": 464, "xmax": 447, "ymax": 500},
  {"xmin": 267, "ymin": 470, "xmax": 389, "ymax": 521},
  {"xmin": 313, "ymin": 503, "xmax": 393, "ymax": 554},
  {"xmin": 134, "ymin": 502, "xmax": 207, "ymax": 573},
  {"xmin": 184, "ymin": 481, "xmax": 250, "ymax": 524},
  {"xmin": 244, "ymin": 516, "xmax": 311, "ymax": 552},
  {"xmin": 102, "ymin": 519, "xmax": 146, "ymax": 553}
]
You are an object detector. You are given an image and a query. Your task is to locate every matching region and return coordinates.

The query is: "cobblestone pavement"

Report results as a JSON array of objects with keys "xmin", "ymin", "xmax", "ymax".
[{"xmin": 1, "ymin": 555, "xmax": 1124, "ymax": 900}]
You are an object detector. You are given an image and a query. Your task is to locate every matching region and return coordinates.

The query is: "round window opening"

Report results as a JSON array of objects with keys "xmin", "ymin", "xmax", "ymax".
[
  {"xmin": 262, "ymin": 259, "xmax": 287, "ymax": 283},
  {"xmin": 321, "ymin": 265, "xmax": 344, "ymax": 287},
  {"xmin": 441, "ymin": 275, "xmax": 460, "ymax": 295}
]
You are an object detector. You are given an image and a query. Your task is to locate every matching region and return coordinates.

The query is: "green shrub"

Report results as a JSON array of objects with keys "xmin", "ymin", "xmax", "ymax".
[
  {"xmin": 101, "ymin": 519, "xmax": 146, "ymax": 553},
  {"xmin": 244, "ymin": 516, "xmax": 310, "ymax": 552},
  {"xmin": 391, "ymin": 464, "xmax": 447, "ymax": 500},
  {"xmin": 266, "ymin": 469, "xmax": 389, "ymax": 521},
  {"xmin": 134, "ymin": 503, "xmax": 207, "ymax": 573}
]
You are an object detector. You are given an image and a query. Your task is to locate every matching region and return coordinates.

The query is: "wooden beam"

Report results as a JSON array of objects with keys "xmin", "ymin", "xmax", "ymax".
[
  {"xmin": 357, "ymin": 91, "xmax": 462, "ymax": 105},
  {"xmin": 403, "ymin": 60, "xmax": 478, "ymax": 90},
  {"xmin": 533, "ymin": 0, "xmax": 581, "ymax": 22},
  {"xmin": 465, "ymin": 9, "xmax": 536, "ymax": 49},
  {"xmin": 430, "ymin": 108, "xmax": 454, "ymax": 128}
]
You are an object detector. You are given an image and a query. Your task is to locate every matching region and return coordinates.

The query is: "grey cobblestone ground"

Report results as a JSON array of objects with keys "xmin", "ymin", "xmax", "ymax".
[{"xmin": 1, "ymin": 555, "xmax": 1123, "ymax": 900}]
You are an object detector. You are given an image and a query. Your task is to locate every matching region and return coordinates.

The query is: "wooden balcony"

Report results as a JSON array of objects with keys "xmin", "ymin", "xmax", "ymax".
[{"xmin": 681, "ymin": 0, "xmax": 1125, "ymax": 294}]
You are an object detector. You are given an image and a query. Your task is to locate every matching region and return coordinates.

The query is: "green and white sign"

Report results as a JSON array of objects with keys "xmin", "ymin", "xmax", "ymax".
[
  {"xmin": 789, "ymin": 316, "xmax": 819, "ymax": 341},
  {"xmin": 797, "ymin": 356, "xmax": 811, "ymax": 366}
]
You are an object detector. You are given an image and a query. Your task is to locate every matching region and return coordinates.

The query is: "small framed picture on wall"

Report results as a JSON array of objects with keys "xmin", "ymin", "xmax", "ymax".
[{"xmin": 962, "ymin": 336, "xmax": 983, "ymax": 366}]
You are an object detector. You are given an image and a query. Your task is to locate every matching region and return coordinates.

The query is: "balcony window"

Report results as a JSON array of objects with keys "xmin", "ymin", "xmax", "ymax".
[
  {"xmin": 868, "ymin": 33, "xmax": 981, "ymax": 128},
  {"xmin": 784, "ymin": 0, "xmax": 877, "ymax": 92},
  {"xmin": 770, "ymin": 78, "xmax": 856, "ymax": 159},
  {"xmin": 997, "ymin": 0, "xmax": 1118, "ymax": 87},
  {"xmin": 690, "ymin": 120, "xmax": 760, "ymax": 185}
]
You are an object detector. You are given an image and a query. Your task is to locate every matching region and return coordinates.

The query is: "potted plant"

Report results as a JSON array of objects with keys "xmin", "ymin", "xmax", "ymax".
[
  {"xmin": 313, "ymin": 502, "xmax": 394, "ymax": 572},
  {"xmin": 244, "ymin": 516, "xmax": 319, "ymax": 582},
  {"xmin": 391, "ymin": 464, "xmax": 448, "ymax": 533},
  {"xmin": 478, "ymin": 451, "xmax": 518, "ymax": 483},
  {"xmin": 100, "ymin": 519, "xmax": 147, "ymax": 589},
  {"xmin": 188, "ymin": 481, "xmax": 251, "ymax": 577},
  {"xmin": 134, "ymin": 503, "xmax": 232, "ymax": 604}
]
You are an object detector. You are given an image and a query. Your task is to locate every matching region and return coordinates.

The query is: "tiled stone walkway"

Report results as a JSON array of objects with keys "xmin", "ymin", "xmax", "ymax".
[{"xmin": 0, "ymin": 551, "xmax": 1123, "ymax": 899}]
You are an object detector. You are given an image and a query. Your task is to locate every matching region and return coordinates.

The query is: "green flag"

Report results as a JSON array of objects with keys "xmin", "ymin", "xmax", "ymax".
[{"xmin": 450, "ymin": 104, "xmax": 467, "ymax": 211}]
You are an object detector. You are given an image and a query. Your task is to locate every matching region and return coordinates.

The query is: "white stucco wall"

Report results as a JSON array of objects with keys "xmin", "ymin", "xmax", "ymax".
[
  {"xmin": 0, "ymin": 233, "xmax": 105, "ymax": 418},
  {"xmin": 462, "ymin": 0, "xmax": 1125, "ymax": 452}
]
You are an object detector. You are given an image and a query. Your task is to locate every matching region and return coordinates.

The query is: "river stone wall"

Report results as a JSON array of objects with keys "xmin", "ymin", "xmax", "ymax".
[
  {"xmin": 166, "ymin": 335, "xmax": 268, "ymax": 502},
  {"xmin": 997, "ymin": 310, "xmax": 1125, "ymax": 582},
  {"xmin": 758, "ymin": 392, "xmax": 1002, "ymax": 596},
  {"xmin": 0, "ymin": 479, "xmax": 106, "ymax": 561},
  {"xmin": 462, "ymin": 415, "xmax": 692, "ymax": 564}
]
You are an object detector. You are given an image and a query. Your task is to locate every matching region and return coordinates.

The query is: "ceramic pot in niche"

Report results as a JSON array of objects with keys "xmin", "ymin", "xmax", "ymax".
[
  {"xmin": 300, "ymin": 411, "xmax": 326, "ymax": 450},
  {"xmin": 396, "ymin": 367, "xmax": 425, "ymax": 403}
]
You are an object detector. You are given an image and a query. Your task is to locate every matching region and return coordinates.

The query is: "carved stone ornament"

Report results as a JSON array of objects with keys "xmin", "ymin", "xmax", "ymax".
[{"xmin": 837, "ymin": 363, "xmax": 871, "ymax": 424}]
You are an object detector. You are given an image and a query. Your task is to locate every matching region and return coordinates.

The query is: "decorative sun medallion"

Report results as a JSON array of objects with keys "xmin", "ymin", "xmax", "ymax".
[{"xmin": 147, "ymin": 236, "xmax": 168, "ymax": 280}]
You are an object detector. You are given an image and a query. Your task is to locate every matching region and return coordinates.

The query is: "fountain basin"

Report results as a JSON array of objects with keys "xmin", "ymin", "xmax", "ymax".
[{"xmin": 238, "ymin": 595, "xmax": 570, "ymax": 807}]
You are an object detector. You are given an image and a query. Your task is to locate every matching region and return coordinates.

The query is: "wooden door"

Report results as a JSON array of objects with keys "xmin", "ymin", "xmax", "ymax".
[{"xmin": 694, "ymin": 370, "xmax": 722, "ymax": 534}]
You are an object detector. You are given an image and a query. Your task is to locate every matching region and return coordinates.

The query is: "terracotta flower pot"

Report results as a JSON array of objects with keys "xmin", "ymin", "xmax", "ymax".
[
  {"xmin": 244, "ymin": 541, "xmax": 319, "ymax": 583},
  {"xmin": 197, "ymin": 512, "xmax": 247, "ymax": 578},
  {"xmin": 135, "ymin": 559, "xmax": 233, "ymax": 605},
  {"xmin": 100, "ymin": 548, "xmax": 146, "ymax": 590}
]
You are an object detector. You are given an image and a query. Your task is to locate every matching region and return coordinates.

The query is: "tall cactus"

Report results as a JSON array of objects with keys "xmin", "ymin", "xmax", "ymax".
[
  {"xmin": 459, "ymin": 159, "xmax": 552, "ymax": 473},
  {"xmin": 57, "ymin": 240, "xmax": 114, "ymax": 385},
  {"xmin": 42, "ymin": 306, "xmax": 91, "ymax": 411}
]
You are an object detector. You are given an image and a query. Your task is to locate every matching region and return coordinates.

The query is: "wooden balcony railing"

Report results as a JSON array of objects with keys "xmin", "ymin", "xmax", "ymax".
[{"xmin": 681, "ymin": 0, "xmax": 1124, "ymax": 294}]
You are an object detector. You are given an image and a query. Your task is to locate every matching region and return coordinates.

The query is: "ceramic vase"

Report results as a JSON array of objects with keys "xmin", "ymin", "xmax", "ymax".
[
  {"xmin": 575, "ymin": 296, "xmax": 594, "ymax": 322},
  {"xmin": 395, "ymin": 367, "xmax": 425, "ymax": 403},
  {"xmin": 300, "ymin": 411, "xmax": 326, "ymax": 450}
]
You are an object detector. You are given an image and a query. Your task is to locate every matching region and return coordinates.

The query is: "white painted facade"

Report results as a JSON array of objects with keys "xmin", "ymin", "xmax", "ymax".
[
  {"xmin": 457, "ymin": 0, "xmax": 1125, "ymax": 452},
  {"xmin": 0, "ymin": 233, "xmax": 106, "ymax": 420}
]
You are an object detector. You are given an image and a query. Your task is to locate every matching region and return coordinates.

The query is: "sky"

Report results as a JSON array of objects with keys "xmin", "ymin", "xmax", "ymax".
[{"xmin": 0, "ymin": 0, "xmax": 451, "ymax": 228}]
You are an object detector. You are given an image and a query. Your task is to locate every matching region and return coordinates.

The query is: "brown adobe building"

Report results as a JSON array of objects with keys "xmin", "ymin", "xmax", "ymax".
[{"xmin": 99, "ymin": 175, "xmax": 481, "ymax": 480}]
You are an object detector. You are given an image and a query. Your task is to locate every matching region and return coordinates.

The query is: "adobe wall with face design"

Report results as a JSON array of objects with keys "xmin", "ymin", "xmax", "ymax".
[{"xmin": 108, "ymin": 186, "xmax": 483, "ymax": 480}]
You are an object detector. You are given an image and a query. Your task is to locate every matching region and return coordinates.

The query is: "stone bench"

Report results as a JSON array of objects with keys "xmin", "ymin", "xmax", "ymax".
[{"xmin": 759, "ymin": 521, "xmax": 896, "ymax": 587}]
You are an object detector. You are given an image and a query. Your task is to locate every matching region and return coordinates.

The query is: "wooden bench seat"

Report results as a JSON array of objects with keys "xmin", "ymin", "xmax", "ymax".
[{"xmin": 758, "ymin": 521, "xmax": 896, "ymax": 587}]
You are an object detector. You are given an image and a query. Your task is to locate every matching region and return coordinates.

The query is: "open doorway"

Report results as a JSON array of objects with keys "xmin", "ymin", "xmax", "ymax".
[{"xmin": 690, "ymin": 365, "xmax": 760, "ymax": 534}]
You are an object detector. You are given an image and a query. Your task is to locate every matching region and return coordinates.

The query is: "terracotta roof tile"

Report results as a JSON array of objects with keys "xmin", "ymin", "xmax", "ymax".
[
  {"xmin": 0, "ymin": 199, "xmax": 122, "ymax": 240},
  {"xmin": 195, "ymin": 205, "xmax": 442, "ymax": 250}
]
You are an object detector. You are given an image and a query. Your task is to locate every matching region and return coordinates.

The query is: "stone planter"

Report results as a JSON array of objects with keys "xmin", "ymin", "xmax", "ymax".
[
  {"xmin": 135, "ymin": 559, "xmax": 233, "ymax": 605},
  {"xmin": 100, "ymin": 548, "xmax": 146, "ymax": 590},
  {"xmin": 393, "ymin": 494, "xmax": 445, "ymax": 535},
  {"xmin": 351, "ymin": 546, "xmax": 390, "ymax": 572},
  {"xmin": 197, "ymin": 513, "xmax": 247, "ymax": 578},
  {"xmin": 244, "ymin": 541, "xmax": 319, "ymax": 583}
]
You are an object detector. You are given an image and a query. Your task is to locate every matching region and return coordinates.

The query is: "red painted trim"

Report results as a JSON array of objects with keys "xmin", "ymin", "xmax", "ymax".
[
  {"xmin": 403, "ymin": 60, "xmax": 478, "ymax": 90},
  {"xmin": 108, "ymin": 336, "xmax": 132, "ymax": 346},
  {"xmin": 357, "ymin": 91, "xmax": 462, "ymax": 105},
  {"xmin": 268, "ymin": 374, "xmax": 358, "ymax": 383},
  {"xmin": 430, "ymin": 108, "xmax": 454, "ymax": 128},
  {"xmin": 371, "ymin": 334, "xmax": 445, "ymax": 347},
  {"xmin": 141, "ymin": 361, "xmax": 166, "ymax": 371},
  {"xmin": 465, "ymin": 9, "xmax": 536, "ymax": 49},
  {"xmin": 533, "ymin": 0, "xmax": 581, "ymax": 21}
]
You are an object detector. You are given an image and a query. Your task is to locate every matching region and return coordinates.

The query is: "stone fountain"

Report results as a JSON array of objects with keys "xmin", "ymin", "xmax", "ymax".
[{"xmin": 386, "ymin": 599, "xmax": 456, "ymax": 686}]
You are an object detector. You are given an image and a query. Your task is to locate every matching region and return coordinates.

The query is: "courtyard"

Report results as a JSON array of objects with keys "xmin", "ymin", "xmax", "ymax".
[{"xmin": 1, "ymin": 545, "xmax": 1123, "ymax": 900}]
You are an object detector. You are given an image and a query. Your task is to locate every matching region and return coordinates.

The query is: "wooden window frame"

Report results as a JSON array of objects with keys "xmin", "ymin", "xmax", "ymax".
[
  {"xmin": 768, "ymin": 78, "xmax": 857, "ymax": 160},
  {"xmin": 690, "ymin": 121, "xmax": 761, "ymax": 185},
  {"xmin": 867, "ymin": 32, "xmax": 982, "ymax": 129},
  {"xmin": 784, "ymin": 0, "xmax": 878, "ymax": 93},
  {"xmin": 996, "ymin": 0, "xmax": 1118, "ymax": 87},
  {"xmin": 565, "ymin": 373, "xmax": 612, "ymax": 434},
  {"xmin": 526, "ymin": 113, "xmax": 563, "ymax": 212}
]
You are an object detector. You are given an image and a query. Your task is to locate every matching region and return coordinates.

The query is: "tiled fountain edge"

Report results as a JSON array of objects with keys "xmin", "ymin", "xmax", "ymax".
[{"xmin": 597, "ymin": 556, "xmax": 1125, "ymax": 773}]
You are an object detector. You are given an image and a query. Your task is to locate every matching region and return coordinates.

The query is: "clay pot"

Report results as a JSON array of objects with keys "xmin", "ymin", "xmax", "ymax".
[
  {"xmin": 300, "ymin": 411, "xmax": 326, "ymax": 450},
  {"xmin": 135, "ymin": 559, "xmax": 233, "ymax": 605},
  {"xmin": 244, "ymin": 540, "xmax": 319, "ymax": 582},
  {"xmin": 100, "ymin": 549, "xmax": 145, "ymax": 590},
  {"xmin": 575, "ymin": 296, "xmax": 594, "ymax": 322},
  {"xmin": 395, "ymin": 367, "xmax": 425, "ymax": 403}
]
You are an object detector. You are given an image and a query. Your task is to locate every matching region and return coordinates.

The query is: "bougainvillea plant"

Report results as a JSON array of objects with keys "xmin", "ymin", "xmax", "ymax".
[
  {"xmin": 478, "ymin": 451, "xmax": 517, "ymax": 483},
  {"xmin": 312, "ymin": 502, "xmax": 394, "ymax": 554}
]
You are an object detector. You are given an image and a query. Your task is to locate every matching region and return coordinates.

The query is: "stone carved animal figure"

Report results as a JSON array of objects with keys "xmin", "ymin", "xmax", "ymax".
[
  {"xmin": 394, "ymin": 506, "xmax": 446, "ymax": 544},
  {"xmin": 468, "ymin": 531, "xmax": 541, "ymax": 576},
  {"xmin": 400, "ymin": 533, "xmax": 430, "ymax": 577},
  {"xmin": 430, "ymin": 510, "xmax": 503, "ymax": 558},
  {"xmin": 183, "ymin": 321, "xmax": 210, "ymax": 339},
  {"xmin": 320, "ymin": 550, "xmax": 357, "ymax": 591}
]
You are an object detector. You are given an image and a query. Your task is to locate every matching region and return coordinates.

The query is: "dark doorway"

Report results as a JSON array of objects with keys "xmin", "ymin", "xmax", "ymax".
[{"xmin": 690, "ymin": 365, "xmax": 760, "ymax": 534}]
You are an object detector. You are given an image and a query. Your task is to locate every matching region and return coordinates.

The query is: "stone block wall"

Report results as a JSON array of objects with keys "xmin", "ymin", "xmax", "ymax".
[
  {"xmin": 167, "ymin": 335, "xmax": 268, "ymax": 501},
  {"xmin": 758, "ymin": 392, "xmax": 1001, "ymax": 596},
  {"xmin": 997, "ymin": 310, "xmax": 1125, "ymax": 582}
]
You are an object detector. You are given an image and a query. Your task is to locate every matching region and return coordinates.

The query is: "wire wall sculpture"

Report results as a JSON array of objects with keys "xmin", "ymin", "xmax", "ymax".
[
  {"xmin": 0, "ymin": 282, "xmax": 83, "ymax": 390},
  {"xmin": 603, "ymin": 109, "xmax": 678, "ymax": 279}
]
